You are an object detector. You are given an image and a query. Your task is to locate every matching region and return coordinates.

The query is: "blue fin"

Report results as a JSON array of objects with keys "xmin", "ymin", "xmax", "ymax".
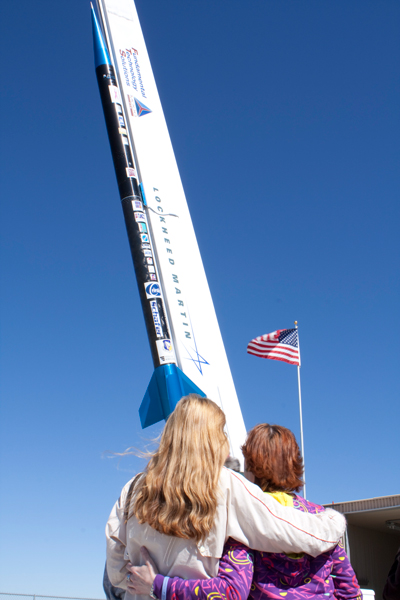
[{"xmin": 139, "ymin": 364, "xmax": 205, "ymax": 428}]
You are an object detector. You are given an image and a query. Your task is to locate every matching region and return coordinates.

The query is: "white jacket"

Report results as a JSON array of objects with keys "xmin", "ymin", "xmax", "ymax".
[{"xmin": 106, "ymin": 468, "xmax": 345, "ymax": 596}]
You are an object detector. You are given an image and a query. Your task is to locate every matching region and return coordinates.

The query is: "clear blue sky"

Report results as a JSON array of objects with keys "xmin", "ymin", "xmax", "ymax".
[{"xmin": 1, "ymin": 0, "xmax": 399, "ymax": 597}]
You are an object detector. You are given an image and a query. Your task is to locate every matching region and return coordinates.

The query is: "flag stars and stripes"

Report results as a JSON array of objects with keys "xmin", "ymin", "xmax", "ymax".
[{"xmin": 247, "ymin": 328, "xmax": 300, "ymax": 366}]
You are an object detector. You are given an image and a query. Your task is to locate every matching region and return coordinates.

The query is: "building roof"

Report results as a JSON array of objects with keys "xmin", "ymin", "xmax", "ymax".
[{"xmin": 324, "ymin": 494, "xmax": 400, "ymax": 535}]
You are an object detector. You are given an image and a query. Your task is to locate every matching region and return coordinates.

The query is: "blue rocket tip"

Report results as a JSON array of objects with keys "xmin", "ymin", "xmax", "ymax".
[{"xmin": 91, "ymin": 5, "xmax": 112, "ymax": 68}]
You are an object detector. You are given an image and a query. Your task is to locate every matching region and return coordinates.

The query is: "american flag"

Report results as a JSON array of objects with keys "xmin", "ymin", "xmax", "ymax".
[{"xmin": 247, "ymin": 328, "xmax": 300, "ymax": 366}]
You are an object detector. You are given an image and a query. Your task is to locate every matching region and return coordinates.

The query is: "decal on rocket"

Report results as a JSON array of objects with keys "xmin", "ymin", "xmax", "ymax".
[{"xmin": 135, "ymin": 98, "xmax": 152, "ymax": 116}]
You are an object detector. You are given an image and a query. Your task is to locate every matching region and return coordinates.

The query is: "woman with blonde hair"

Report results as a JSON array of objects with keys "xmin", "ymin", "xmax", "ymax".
[{"xmin": 106, "ymin": 396, "xmax": 346, "ymax": 597}]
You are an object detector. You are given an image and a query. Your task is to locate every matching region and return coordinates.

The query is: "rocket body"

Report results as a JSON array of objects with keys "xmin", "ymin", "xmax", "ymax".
[
  {"xmin": 91, "ymin": 0, "xmax": 247, "ymax": 463},
  {"xmin": 92, "ymin": 8, "xmax": 204, "ymax": 420},
  {"xmin": 92, "ymin": 28, "xmax": 170, "ymax": 368}
]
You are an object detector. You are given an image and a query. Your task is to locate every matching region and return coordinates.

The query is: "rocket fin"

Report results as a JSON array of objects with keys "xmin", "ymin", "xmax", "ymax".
[{"xmin": 139, "ymin": 364, "xmax": 205, "ymax": 428}]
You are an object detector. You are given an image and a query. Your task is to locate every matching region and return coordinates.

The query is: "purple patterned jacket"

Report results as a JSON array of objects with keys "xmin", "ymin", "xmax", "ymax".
[{"xmin": 153, "ymin": 495, "xmax": 361, "ymax": 600}]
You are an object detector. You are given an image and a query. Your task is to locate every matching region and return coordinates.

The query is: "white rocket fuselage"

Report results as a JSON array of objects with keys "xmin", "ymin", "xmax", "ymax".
[{"xmin": 94, "ymin": 0, "xmax": 247, "ymax": 463}]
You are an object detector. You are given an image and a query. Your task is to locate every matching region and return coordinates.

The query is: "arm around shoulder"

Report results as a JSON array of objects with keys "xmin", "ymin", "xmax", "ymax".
[
  {"xmin": 153, "ymin": 539, "xmax": 253, "ymax": 600},
  {"xmin": 224, "ymin": 468, "xmax": 346, "ymax": 558}
]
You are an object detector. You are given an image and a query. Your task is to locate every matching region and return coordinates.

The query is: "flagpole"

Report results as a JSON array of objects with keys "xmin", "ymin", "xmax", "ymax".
[{"xmin": 295, "ymin": 321, "xmax": 306, "ymax": 499}]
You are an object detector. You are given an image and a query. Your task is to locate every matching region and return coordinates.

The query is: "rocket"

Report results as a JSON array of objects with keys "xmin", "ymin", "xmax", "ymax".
[
  {"xmin": 91, "ymin": 5, "xmax": 204, "ymax": 427},
  {"xmin": 91, "ymin": 0, "xmax": 247, "ymax": 462}
]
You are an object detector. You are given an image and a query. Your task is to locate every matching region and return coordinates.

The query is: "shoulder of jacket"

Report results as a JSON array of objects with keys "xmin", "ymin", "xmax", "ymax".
[
  {"xmin": 120, "ymin": 473, "xmax": 143, "ymax": 501},
  {"xmin": 219, "ymin": 466, "xmax": 247, "ymax": 490},
  {"xmin": 219, "ymin": 466, "xmax": 230, "ymax": 484},
  {"xmin": 220, "ymin": 467, "xmax": 267, "ymax": 501}
]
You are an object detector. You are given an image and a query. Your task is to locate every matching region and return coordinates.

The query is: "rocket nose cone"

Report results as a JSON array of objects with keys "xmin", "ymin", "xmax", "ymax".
[{"xmin": 91, "ymin": 5, "xmax": 112, "ymax": 68}]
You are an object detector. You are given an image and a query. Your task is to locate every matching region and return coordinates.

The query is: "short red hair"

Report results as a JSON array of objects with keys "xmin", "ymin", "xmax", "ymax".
[{"xmin": 241, "ymin": 424, "xmax": 304, "ymax": 493}]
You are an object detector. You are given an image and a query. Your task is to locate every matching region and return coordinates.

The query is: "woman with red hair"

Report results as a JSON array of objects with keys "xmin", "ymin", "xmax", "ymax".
[{"xmin": 127, "ymin": 423, "xmax": 361, "ymax": 600}]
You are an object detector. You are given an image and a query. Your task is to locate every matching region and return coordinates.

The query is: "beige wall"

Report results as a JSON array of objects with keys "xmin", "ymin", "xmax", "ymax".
[{"xmin": 348, "ymin": 524, "xmax": 400, "ymax": 598}]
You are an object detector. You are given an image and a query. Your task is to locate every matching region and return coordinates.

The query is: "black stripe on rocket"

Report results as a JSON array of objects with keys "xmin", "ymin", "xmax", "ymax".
[{"xmin": 94, "ymin": 46, "xmax": 173, "ymax": 368}]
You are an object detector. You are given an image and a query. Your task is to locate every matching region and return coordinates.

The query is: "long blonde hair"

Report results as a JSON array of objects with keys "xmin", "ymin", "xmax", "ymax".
[{"xmin": 127, "ymin": 394, "xmax": 229, "ymax": 542}]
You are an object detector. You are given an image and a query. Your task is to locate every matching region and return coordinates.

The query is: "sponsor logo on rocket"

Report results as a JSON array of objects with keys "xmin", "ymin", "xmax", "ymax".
[
  {"xmin": 135, "ymin": 98, "xmax": 152, "ymax": 117},
  {"xmin": 126, "ymin": 167, "xmax": 137, "ymax": 178},
  {"xmin": 134, "ymin": 212, "xmax": 146, "ymax": 222},
  {"xmin": 109, "ymin": 85, "xmax": 121, "ymax": 104},
  {"xmin": 132, "ymin": 200, "xmax": 143, "ymax": 211},
  {"xmin": 145, "ymin": 282, "xmax": 161, "ymax": 298},
  {"xmin": 150, "ymin": 300, "xmax": 163, "ymax": 337},
  {"xmin": 163, "ymin": 340, "xmax": 172, "ymax": 352},
  {"xmin": 155, "ymin": 339, "xmax": 176, "ymax": 364}
]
